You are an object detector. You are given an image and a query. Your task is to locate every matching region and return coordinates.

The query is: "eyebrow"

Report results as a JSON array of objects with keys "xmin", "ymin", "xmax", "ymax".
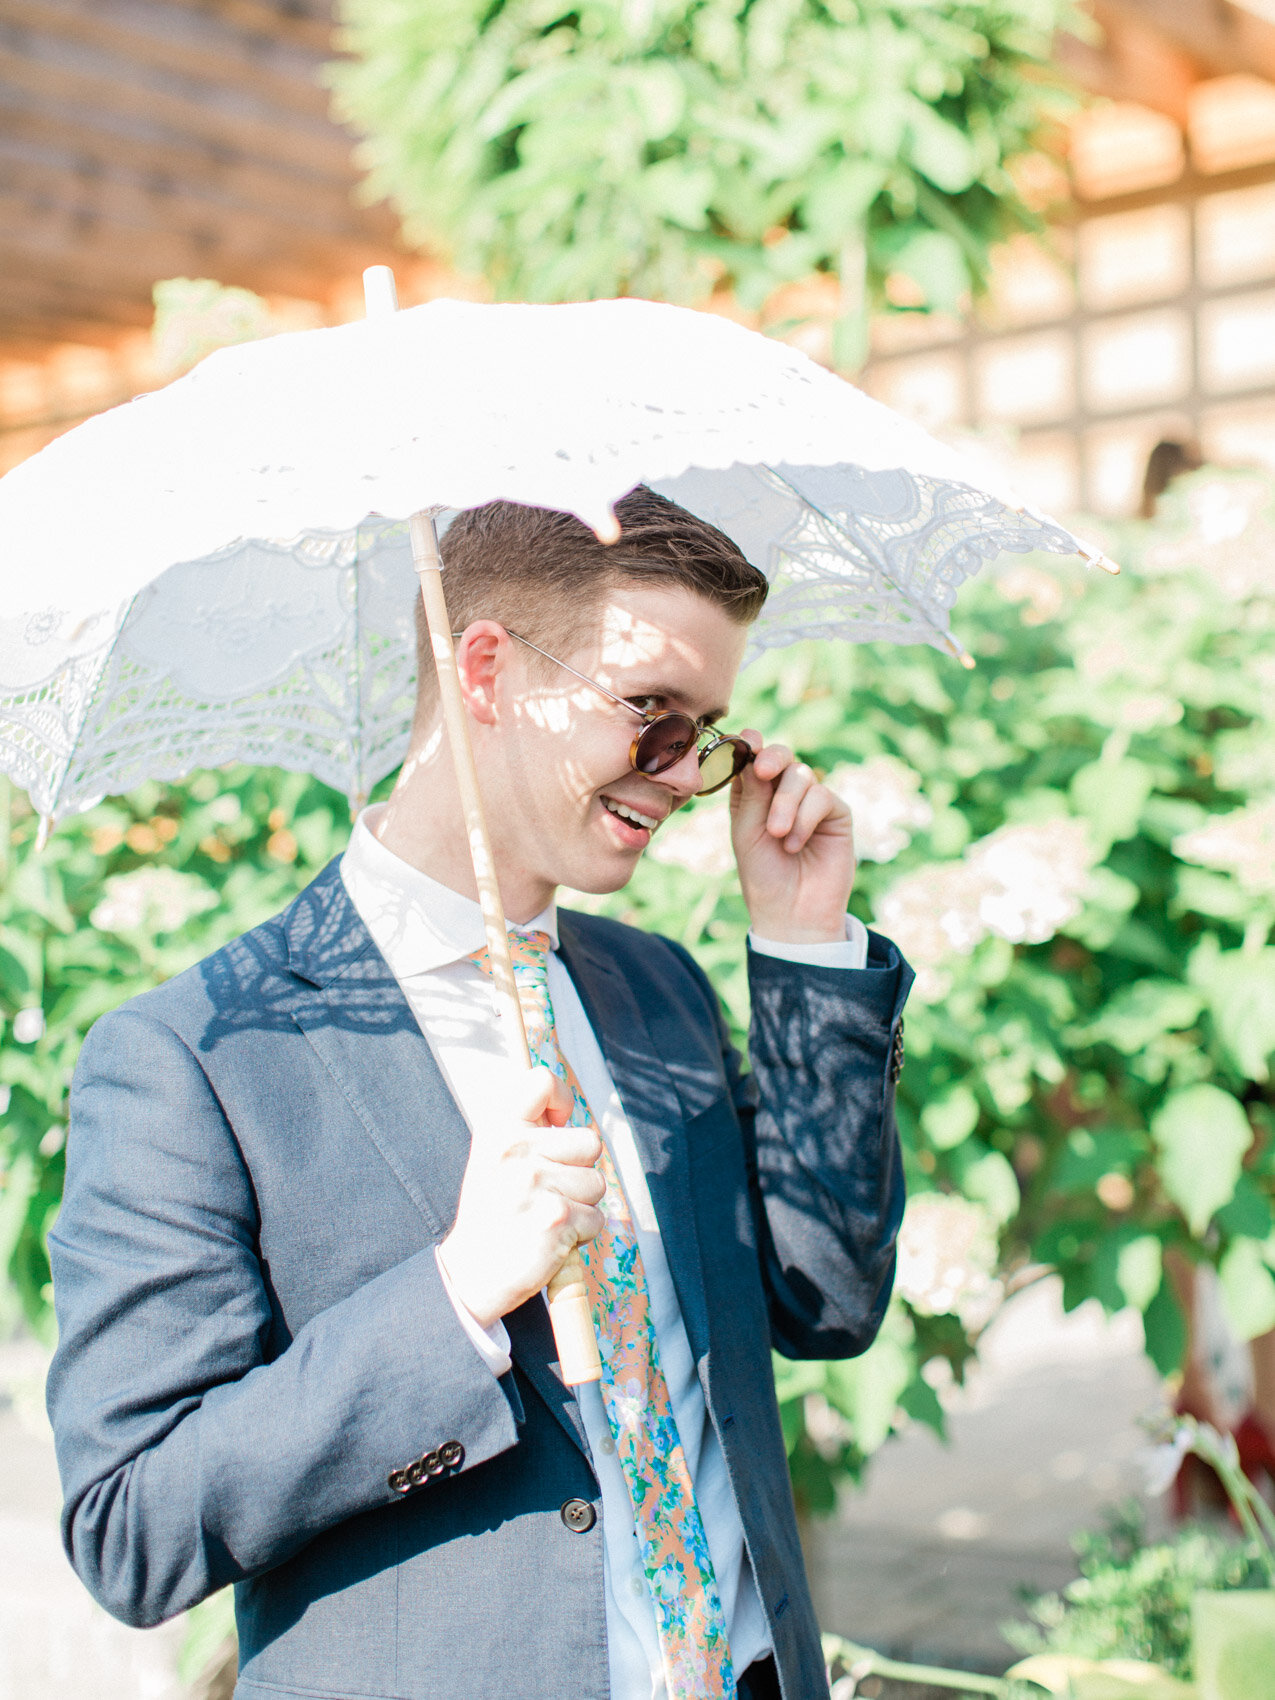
[{"xmin": 626, "ymin": 682, "xmax": 730, "ymax": 726}]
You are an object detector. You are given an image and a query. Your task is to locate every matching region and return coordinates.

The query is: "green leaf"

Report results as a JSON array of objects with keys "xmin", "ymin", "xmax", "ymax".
[
  {"xmin": 905, "ymin": 101, "xmax": 978, "ymax": 193},
  {"xmin": 1085, "ymin": 981, "xmax": 1205, "ymax": 1055},
  {"xmin": 891, "ymin": 229, "xmax": 969, "ymax": 312},
  {"xmin": 825, "ymin": 1329, "xmax": 914, "ymax": 1453},
  {"xmin": 1116, "ymin": 1235, "xmax": 1163, "ymax": 1313},
  {"xmin": 640, "ymin": 159, "xmax": 714, "ymax": 229},
  {"xmin": 920, "ymin": 1084, "xmax": 980, "ymax": 1151},
  {"xmin": 1189, "ymin": 941, "xmax": 1275, "ymax": 1082},
  {"xmin": 959, "ymin": 1147, "xmax": 1020, "ymax": 1226},
  {"xmin": 1152, "ymin": 1085, "xmax": 1252, "ymax": 1237},
  {"xmin": 1217, "ymin": 1237, "xmax": 1275, "ymax": 1341},
  {"xmin": 1070, "ymin": 758, "xmax": 1155, "ymax": 848},
  {"xmin": 1142, "ymin": 1275, "xmax": 1187, "ymax": 1377}
]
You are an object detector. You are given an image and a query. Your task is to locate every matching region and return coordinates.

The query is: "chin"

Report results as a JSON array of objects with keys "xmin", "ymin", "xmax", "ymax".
[{"xmin": 556, "ymin": 854, "xmax": 643, "ymax": 899}]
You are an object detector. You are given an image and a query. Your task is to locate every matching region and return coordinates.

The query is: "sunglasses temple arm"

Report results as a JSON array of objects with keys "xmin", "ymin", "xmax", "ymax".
[{"xmin": 503, "ymin": 630, "xmax": 648, "ymax": 722}]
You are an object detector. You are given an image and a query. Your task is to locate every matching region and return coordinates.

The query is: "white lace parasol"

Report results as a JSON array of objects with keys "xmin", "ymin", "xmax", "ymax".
[{"xmin": 0, "ymin": 296, "xmax": 1099, "ymax": 822}]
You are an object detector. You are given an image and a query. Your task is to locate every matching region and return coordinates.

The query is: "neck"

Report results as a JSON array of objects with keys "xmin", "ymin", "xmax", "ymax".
[{"xmin": 372, "ymin": 724, "xmax": 556, "ymax": 925}]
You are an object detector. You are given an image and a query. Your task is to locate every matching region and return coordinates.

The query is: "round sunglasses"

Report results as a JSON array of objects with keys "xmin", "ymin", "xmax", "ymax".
[{"xmin": 501, "ymin": 630, "xmax": 755, "ymax": 795}]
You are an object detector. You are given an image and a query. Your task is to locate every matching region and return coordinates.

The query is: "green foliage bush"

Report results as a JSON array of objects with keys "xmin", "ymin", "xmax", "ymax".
[
  {"xmin": 3, "ymin": 469, "xmax": 1274, "ymax": 1522},
  {"xmin": 1005, "ymin": 1503, "xmax": 1270, "ymax": 1678},
  {"xmin": 574, "ymin": 467, "xmax": 1275, "ymax": 1507},
  {"xmin": 329, "ymin": 0, "xmax": 1075, "ymax": 333},
  {"xmin": 0, "ymin": 768, "xmax": 357, "ymax": 1339}
]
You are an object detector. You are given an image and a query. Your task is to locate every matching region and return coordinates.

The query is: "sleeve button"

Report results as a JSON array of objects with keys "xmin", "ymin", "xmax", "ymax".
[
  {"xmin": 388, "ymin": 1469, "xmax": 410, "ymax": 1494},
  {"xmin": 406, "ymin": 1458, "xmax": 427, "ymax": 1485},
  {"xmin": 560, "ymin": 1497, "xmax": 597, "ymax": 1533},
  {"xmin": 439, "ymin": 1440, "xmax": 464, "ymax": 1469},
  {"xmin": 424, "ymin": 1450, "xmax": 445, "ymax": 1476}
]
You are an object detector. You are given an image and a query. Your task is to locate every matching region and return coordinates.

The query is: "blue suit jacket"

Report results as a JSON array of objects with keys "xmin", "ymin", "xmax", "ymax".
[{"xmin": 47, "ymin": 859, "xmax": 911, "ymax": 1700}]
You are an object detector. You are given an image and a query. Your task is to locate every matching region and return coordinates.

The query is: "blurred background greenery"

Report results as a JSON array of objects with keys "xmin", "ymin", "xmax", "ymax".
[{"xmin": 329, "ymin": 0, "xmax": 1078, "ymax": 357}]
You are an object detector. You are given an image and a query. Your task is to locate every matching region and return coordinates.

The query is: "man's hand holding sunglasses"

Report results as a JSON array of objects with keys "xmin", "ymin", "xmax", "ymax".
[{"xmin": 729, "ymin": 732, "xmax": 856, "ymax": 947}]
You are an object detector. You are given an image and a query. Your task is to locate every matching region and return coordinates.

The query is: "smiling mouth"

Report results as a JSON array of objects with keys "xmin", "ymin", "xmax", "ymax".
[{"xmin": 601, "ymin": 796, "xmax": 662, "ymax": 832}]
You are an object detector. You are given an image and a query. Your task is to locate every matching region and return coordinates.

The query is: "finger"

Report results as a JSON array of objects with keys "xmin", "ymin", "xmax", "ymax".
[
  {"xmin": 546, "ymin": 1161, "xmax": 607, "ymax": 1208},
  {"xmin": 731, "ymin": 734, "xmax": 790, "ymax": 829},
  {"xmin": 781, "ymin": 781, "xmax": 839, "ymax": 852},
  {"xmin": 515, "ymin": 1065, "xmax": 572, "ymax": 1127},
  {"xmin": 567, "ymin": 1202, "xmax": 606, "ymax": 1247},
  {"xmin": 764, "ymin": 760, "xmax": 817, "ymax": 840},
  {"xmin": 750, "ymin": 740, "xmax": 798, "ymax": 786},
  {"xmin": 536, "ymin": 1122, "xmax": 604, "ymax": 1168}
]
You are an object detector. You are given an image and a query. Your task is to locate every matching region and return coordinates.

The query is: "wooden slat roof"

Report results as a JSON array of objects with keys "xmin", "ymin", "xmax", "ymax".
[{"xmin": 0, "ymin": 0, "xmax": 400, "ymax": 356}]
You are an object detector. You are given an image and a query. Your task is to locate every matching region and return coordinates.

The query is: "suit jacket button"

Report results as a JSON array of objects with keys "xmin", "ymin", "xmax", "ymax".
[
  {"xmin": 439, "ymin": 1440, "xmax": 464, "ymax": 1469},
  {"xmin": 561, "ymin": 1498, "xmax": 597, "ymax": 1533},
  {"xmin": 388, "ymin": 1469, "xmax": 409, "ymax": 1494}
]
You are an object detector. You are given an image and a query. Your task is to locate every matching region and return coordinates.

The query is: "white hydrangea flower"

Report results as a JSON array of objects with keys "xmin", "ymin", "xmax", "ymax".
[
  {"xmin": 968, "ymin": 819, "xmax": 1097, "ymax": 944},
  {"xmin": 895, "ymin": 1193, "xmax": 1002, "ymax": 1329},
  {"xmin": 1174, "ymin": 800, "xmax": 1275, "ymax": 896},
  {"xmin": 645, "ymin": 799, "xmax": 734, "ymax": 877},
  {"xmin": 91, "ymin": 867, "xmax": 219, "ymax": 935},
  {"xmin": 1117, "ymin": 694, "xmax": 1183, "ymax": 733},
  {"xmin": 825, "ymin": 757, "xmax": 932, "ymax": 863},
  {"xmin": 874, "ymin": 861, "xmax": 992, "ymax": 963},
  {"xmin": 13, "ymin": 1007, "xmax": 45, "ymax": 1044},
  {"xmin": 873, "ymin": 819, "xmax": 1098, "ymax": 997}
]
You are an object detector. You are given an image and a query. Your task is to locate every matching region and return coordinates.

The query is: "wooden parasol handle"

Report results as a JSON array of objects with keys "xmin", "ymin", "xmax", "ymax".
[
  {"xmin": 406, "ymin": 513, "xmax": 600, "ymax": 1385},
  {"xmin": 365, "ymin": 268, "xmax": 599, "ymax": 1385}
]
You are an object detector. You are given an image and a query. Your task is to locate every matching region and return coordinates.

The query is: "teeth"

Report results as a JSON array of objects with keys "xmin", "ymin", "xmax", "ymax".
[{"xmin": 604, "ymin": 798, "xmax": 659, "ymax": 832}]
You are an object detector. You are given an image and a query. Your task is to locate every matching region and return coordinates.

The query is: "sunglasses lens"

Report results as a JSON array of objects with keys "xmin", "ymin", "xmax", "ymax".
[
  {"xmin": 698, "ymin": 737, "xmax": 752, "ymax": 794},
  {"xmin": 633, "ymin": 714, "xmax": 698, "ymax": 774}
]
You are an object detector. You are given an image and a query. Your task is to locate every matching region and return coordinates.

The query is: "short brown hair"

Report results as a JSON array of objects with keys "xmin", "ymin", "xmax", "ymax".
[{"xmin": 413, "ymin": 486, "xmax": 767, "ymax": 717}]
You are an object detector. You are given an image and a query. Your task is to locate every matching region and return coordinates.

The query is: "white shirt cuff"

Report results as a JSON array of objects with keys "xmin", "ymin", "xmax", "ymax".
[
  {"xmin": 749, "ymin": 914, "xmax": 869, "ymax": 971},
  {"xmin": 435, "ymin": 1246, "xmax": 513, "ymax": 1377}
]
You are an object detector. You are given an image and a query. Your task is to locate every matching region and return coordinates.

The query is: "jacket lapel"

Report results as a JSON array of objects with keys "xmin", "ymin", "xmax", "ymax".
[
  {"xmin": 556, "ymin": 914, "xmax": 710, "ymax": 1364},
  {"xmin": 283, "ymin": 862, "xmax": 471, "ymax": 1238},
  {"xmin": 283, "ymin": 862, "xmax": 591, "ymax": 1454}
]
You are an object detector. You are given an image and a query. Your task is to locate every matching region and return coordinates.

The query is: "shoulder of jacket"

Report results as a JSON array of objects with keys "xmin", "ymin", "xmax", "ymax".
[{"xmin": 90, "ymin": 888, "xmax": 303, "ymax": 1040}]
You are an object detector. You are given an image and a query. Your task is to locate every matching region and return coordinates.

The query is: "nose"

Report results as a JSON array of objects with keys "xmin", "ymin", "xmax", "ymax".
[{"xmin": 648, "ymin": 742, "xmax": 703, "ymax": 801}]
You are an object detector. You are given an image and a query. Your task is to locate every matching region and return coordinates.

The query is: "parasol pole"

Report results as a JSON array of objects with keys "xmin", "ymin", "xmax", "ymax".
[{"xmin": 364, "ymin": 267, "xmax": 601, "ymax": 1387}]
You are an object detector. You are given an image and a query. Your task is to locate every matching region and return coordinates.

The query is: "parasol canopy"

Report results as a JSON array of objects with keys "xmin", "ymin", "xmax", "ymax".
[{"xmin": 0, "ymin": 295, "xmax": 1103, "ymax": 826}]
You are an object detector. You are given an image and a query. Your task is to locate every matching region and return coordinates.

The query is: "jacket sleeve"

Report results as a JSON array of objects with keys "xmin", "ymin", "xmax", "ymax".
[
  {"xmin": 669, "ymin": 928, "xmax": 912, "ymax": 1362},
  {"xmin": 45, "ymin": 1007, "xmax": 521, "ymax": 1629}
]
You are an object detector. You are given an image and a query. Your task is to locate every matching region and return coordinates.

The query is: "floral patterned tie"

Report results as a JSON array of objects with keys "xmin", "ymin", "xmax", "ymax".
[{"xmin": 470, "ymin": 930, "xmax": 736, "ymax": 1700}]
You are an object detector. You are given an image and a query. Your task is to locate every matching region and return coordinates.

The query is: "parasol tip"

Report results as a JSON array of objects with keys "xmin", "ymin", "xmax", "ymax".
[
  {"xmin": 1076, "ymin": 537, "xmax": 1121, "ymax": 575},
  {"xmin": 363, "ymin": 266, "xmax": 400, "ymax": 320},
  {"xmin": 943, "ymin": 633, "xmax": 977, "ymax": 670},
  {"xmin": 593, "ymin": 511, "xmax": 621, "ymax": 546}
]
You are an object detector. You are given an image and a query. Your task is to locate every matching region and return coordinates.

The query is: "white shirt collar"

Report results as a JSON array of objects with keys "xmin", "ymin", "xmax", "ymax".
[{"xmin": 340, "ymin": 804, "xmax": 559, "ymax": 979}]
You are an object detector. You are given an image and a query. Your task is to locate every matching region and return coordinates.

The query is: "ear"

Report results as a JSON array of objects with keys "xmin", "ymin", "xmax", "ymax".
[{"xmin": 453, "ymin": 621, "xmax": 511, "ymax": 727}]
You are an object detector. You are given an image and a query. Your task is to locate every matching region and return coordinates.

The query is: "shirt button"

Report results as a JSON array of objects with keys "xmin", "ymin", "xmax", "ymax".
[
  {"xmin": 599, "ymin": 1430, "xmax": 616, "ymax": 1455},
  {"xmin": 630, "ymin": 1573, "xmax": 645, "ymax": 1598},
  {"xmin": 560, "ymin": 1497, "xmax": 597, "ymax": 1533}
]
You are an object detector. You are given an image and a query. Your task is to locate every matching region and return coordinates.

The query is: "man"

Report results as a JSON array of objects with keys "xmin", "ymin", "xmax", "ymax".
[{"xmin": 47, "ymin": 488, "xmax": 911, "ymax": 1700}]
